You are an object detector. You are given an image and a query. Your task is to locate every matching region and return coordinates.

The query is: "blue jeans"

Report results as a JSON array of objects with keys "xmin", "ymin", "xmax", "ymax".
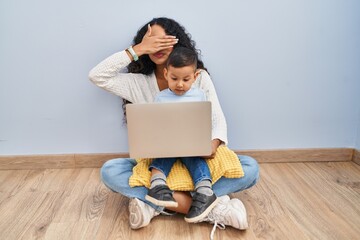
[
  {"xmin": 100, "ymin": 155, "xmax": 260, "ymax": 212},
  {"xmin": 149, "ymin": 157, "xmax": 211, "ymax": 185}
]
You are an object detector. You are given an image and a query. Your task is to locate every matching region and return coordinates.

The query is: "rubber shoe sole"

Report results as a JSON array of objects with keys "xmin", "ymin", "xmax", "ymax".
[
  {"xmin": 145, "ymin": 194, "xmax": 179, "ymax": 208},
  {"xmin": 129, "ymin": 198, "xmax": 147, "ymax": 229}
]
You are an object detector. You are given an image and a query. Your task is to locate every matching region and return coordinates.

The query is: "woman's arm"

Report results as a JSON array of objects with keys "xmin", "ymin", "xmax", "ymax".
[
  {"xmin": 88, "ymin": 51, "xmax": 143, "ymax": 102},
  {"xmin": 197, "ymin": 70, "xmax": 228, "ymax": 146},
  {"xmin": 89, "ymin": 25, "xmax": 178, "ymax": 101}
]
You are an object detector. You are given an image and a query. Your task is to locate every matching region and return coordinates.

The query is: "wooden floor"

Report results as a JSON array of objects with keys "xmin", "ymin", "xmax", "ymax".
[{"xmin": 0, "ymin": 162, "xmax": 359, "ymax": 240}]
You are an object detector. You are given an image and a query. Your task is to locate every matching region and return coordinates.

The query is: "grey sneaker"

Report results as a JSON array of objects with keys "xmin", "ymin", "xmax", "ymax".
[
  {"xmin": 129, "ymin": 198, "xmax": 160, "ymax": 229},
  {"xmin": 184, "ymin": 192, "xmax": 219, "ymax": 223},
  {"xmin": 145, "ymin": 185, "xmax": 178, "ymax": 208},
  {"xmin": 196, "ymin": 195, "xmax": 248, "ymax": 239}
]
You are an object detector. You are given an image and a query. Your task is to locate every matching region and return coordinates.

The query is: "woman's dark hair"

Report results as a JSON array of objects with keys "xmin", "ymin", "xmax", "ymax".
[
  {"xmin": 127, "ymin": 17, "xmax": 206, "ymax": 74},
  {"xmin": 123, "ymin": 17, "xmax": 207, "ymax": 120},
  {"xmin": 166, "ymin": 47, "xmax": 198, "ymax": 69}
]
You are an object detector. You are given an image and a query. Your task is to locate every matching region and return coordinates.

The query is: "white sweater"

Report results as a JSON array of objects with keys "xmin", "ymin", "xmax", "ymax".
[{"xmin": 89, "ymin": 50, "xmax": 228, "ymax": 144}]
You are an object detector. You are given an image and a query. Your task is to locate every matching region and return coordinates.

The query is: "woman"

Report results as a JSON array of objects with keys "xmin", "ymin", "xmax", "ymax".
[{"xmin": 89, "ymin": 17, "xmax": 259, "ymax": 231}]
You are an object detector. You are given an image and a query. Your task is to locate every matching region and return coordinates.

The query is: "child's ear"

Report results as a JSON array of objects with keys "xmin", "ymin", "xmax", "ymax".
[{"xmin": 163, "ymin": 68, "xmax": 169, "ymax": 81}]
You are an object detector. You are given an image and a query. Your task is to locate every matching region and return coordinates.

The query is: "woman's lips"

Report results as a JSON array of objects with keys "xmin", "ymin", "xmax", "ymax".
[{"xmin": 153, "ymin": 52, "xmax": 164, "ymax": 58}]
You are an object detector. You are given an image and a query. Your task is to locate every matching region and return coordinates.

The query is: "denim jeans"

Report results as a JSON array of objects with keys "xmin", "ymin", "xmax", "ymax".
[
  {"xmin": 100, "ymin": 155, "xmax": 260, "ymax": 212},
  {"xmin": 149, "ymin": 157, "xmax": 211, "ymax": 185}
]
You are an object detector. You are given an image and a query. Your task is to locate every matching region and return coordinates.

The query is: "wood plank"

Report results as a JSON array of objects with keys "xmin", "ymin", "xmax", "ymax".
[
  {"xmin": 0, "ymin": 191, "xmax": 66, "ymax": 240},
  {"xmin": 0, "ymin": 170, "xmax": 29, "ymax": 193},
  {"xmin": 291, "ymin": 162, "xmax": 360, "ymax": 230},
  {"xmin": 93, "ymin": 193, "xmax": 130, "ymax": 240},
  {"xmin": 64, "ymin": 168, "xmax": 101, "ymax": 195},
  {"xmin": 27, "ymin": 169, "xmax": 80, "ymax": 193},
  {"xmin": 95, "ymin": 194, "xmax": 136, "ymax": 240},
  {"xmin": 51, "ymin": 169, "xmax": 108, "ymax": 223},
  {"xmin": 6, "ymin": 169, "xmax": 80, "ymax": 193},
  {"xmin": 236, "ymin": 148, "xmax": 353, "ymax": 163},
  {"xmin": 257, "ymin": 163, "xmax": 360, "ymax": 239},
  {"xmin": 0, "ymin": 162, "xmax": 360, "ymax": 239},
  {"xmin": 44, "ymin": 222, "xmax": 90, "ymax": 240},
  {"xmin": 234, "ymin": 166, "xmax": 311, "ymax": 239},
  {"xmin": 309, "ymin": 161, "xmax": 360, "ymax": 195},
  {"xmin": 18, "ymin": 191, "xmax": 69, "ymax": 240}
]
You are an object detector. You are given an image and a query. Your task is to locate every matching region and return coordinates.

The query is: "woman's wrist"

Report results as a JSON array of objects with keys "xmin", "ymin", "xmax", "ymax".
[
  {"xmin": 132, "ymin": 44, "xmax": 145, "ymax": 57},
  {"xmin": 126, "ymin": 46, "xmax": 138, "ymax": 61},
  {"xmin": 125, "ymin": 44, "xmax": 145, "ymax": 62}
]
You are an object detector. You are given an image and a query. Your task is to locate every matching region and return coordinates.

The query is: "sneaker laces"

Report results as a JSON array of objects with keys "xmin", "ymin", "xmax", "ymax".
[{"xmin": 199, "ymin": 211, "xmax": 226, "ymax": 240}]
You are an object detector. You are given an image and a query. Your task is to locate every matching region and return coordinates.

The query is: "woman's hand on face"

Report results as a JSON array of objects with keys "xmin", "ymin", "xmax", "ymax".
[{"xmin": 133, "ymin": 24, "xmax": 178, "ymax": 56}]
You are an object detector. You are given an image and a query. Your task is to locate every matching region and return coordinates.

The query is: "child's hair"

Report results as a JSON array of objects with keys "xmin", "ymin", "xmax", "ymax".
[{"xmin": 166, "ymin": 47, "xmax": 198, "ymax": 70}]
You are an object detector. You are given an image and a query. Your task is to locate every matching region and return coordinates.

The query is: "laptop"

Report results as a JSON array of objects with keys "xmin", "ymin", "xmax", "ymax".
[{"xmin": 126, "ymin": 101, "xmax": 212, "ymax": 158}]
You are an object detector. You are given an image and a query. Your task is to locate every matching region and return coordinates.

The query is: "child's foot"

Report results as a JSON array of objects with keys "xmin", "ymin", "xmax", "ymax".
[
  {"xmin": 145, "ymin": 185, "xmax": 178, "ymax": 208},
  {"xmin": 184, "ymin": 192, "xmax": 219, "ymax": 223}
]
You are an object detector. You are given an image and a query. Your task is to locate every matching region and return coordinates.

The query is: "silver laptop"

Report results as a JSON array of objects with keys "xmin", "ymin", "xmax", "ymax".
[{"xmin": 126, "ymin": 101, "xmax": 212, "ymax": 158}]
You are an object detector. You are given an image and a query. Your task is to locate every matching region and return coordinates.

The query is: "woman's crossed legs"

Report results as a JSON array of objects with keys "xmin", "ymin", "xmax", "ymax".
[{"xmin": 100, "ymin": 155, "xmax": 260, "ymax": 229}]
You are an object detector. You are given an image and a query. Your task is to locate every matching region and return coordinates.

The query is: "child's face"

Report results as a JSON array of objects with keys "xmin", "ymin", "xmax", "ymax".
[{"xmin": 164, "ymin": 65, "xmax": 199, "ymax": 96}]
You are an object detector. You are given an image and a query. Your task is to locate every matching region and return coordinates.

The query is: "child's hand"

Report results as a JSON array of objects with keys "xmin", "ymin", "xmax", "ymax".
[{"xmin": 134, "ymin": 24, "xmax": 178, "ymax": 55}]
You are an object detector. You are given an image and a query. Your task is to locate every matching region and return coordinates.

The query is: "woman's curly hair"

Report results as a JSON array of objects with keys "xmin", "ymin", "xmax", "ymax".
[
  {"xmin": 127, "ymin": 17, "xmax": 206, "ymax": 74},
  {"xmin": 123, "ymin": 17, "xmax": 207, "ymax": 119}
]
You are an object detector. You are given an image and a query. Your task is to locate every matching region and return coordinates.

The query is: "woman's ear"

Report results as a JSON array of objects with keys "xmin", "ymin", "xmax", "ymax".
[{"xmin": 194, "ymin": 69, "xmax": 200, "ymax": 79}]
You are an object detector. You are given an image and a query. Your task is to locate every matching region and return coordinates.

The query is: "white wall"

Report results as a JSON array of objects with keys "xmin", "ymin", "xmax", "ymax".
[{"xmin": 1, "ymin": 0, "xmax": 359, "ymax": 155}]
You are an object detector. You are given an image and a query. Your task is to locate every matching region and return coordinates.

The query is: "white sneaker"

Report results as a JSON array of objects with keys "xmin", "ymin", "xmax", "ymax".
[
  {"xmin": 197, "ymin": 195, "xmax": 248, "ymax": 239},
  {"xmin": 129, "ymin": 198, "xmax": 160, "ymax": 229}
]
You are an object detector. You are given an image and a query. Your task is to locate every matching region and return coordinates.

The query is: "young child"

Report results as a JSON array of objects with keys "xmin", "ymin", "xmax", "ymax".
[{"xmin": 145, "ymin": 47, "xmax": 219, "ymax": 223}]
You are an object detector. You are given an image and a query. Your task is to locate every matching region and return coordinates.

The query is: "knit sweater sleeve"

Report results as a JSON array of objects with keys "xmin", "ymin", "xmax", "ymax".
[
  {"xmin": 196, "ymin": 71, "xmax": 228, "ymax": 145},
  {"xmin": 88, "ymin": 51, "xmax": 156, "ymax": 103}
]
